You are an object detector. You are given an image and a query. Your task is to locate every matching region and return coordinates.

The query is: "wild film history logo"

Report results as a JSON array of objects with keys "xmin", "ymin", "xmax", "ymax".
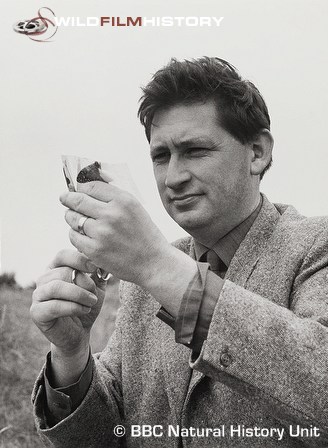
[
  {"xmin": 13, "ymin": 9, "xmax": 224, "ymax": 40},
  {"xmin": 13, "ymin": 7, "xmax": 58, "ymax": 42}
]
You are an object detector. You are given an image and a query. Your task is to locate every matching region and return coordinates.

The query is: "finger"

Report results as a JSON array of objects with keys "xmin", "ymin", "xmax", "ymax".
[
  {"xmin": 68, "ymin": 228, "xmax": 98, "ymax": 259},
  {"xmin": 31, "ymin": 299, "xmax": 91, "ymax": 324},
  {"xmin": 77, "ymin": 180, "xmax": 122, "ymax": 202},
  {"xmin": 38, "ymin": 267, "xmax": 97, "ymax": 294},
  {"xmin": 48, "ymin": 249, "xmax": 96, "ymax": 273},
  {"xmin": 99, "ymin": 169, "xmax": 112, "ymax": 183},
  {"xmin": 71, "ymin": 269, "xmax": 97, "ymax": 294},
  {"xmin": 64, "ymin": 210, "xmax": 97, "ymax": 238},
  {"xmin": 60, "ymin": 191, "xmax": 106, "ymax": 219},
  {"xmin": 33, "ymin": 279, "xmax": 98, "ymax": 308}
]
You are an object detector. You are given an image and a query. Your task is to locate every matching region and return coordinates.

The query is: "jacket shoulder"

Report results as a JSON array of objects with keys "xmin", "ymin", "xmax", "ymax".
[{"xmin": 276, "ymin": 203, "xmax": 328, "ymax": 243}]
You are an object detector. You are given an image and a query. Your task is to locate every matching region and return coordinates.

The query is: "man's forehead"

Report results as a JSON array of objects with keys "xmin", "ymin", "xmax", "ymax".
[
  {"xmin": 150, "ymin": 102, "xmax": 221, "ymax": 150},
  {"xmin": 151, "ymin": 101, "xmax": 218, "ymax": 126}
]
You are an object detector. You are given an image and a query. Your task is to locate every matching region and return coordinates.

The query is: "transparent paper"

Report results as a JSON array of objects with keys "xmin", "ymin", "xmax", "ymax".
[{"xmin": 61, "ymin": 155, "xmax": 141, "ymax": 201}]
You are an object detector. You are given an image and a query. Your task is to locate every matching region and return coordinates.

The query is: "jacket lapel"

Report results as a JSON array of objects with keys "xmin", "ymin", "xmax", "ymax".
[{"xmin": 225, "ymin": 195, "xmax": 281, "ymax": 287}]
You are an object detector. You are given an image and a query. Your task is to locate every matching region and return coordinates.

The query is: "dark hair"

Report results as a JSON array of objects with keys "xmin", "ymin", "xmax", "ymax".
[{"xmin": 138, "ymin": 57, "xmax": 272, "ymax": 178}]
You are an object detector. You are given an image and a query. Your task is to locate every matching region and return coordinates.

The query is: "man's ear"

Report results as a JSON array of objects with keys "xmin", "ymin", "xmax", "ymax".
[{"xmin": 250, "ymin": 129, "xmax": 274, "ymax": 176}]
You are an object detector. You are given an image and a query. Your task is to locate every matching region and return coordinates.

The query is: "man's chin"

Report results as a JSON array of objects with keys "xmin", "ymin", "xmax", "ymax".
[{"xmin": 170, "ymin": 209, "xmax": 207, "ymax": 233}]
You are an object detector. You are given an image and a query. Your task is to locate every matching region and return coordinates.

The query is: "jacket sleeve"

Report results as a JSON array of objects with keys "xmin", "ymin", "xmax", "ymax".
[
  {"xmin": 190, "ymin": 228, "xmax": 328, "ymax": 441},
  {"xmin": 31, "ymin": 298, "xmax": 127, "ymax": 448}
]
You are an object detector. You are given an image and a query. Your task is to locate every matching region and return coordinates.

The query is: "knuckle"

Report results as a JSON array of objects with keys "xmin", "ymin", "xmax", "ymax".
[
  {"xmin": 35, "ymin": 272, "xmax": 48, "ymax": 287},
  {"xmin": 93, "ymin": 239, "xmax": 103, "ymax": 253},
  {"xmin": 114, "ymin": 208, "xmax": 124, "ymax": 222},
  {"xmin": 57, "ymin": 248, "xmax": 68, "ymax": 260},
  {"xmin": 69, "ymin": 228, "xmax": 78, "ymax": 245},
  {"xmin": 63, "ymin": 267, "xmax": 73, "ymax": 282},
  {"xmin": 50, "ymin": 279, "xmax": 63, "ymax": 295},
  {"xmin": 55, "ymin": 249, "xmax": 67, "ymax": 264},
  {"xmin": 96, "ymin": 224, "xmax": 109, "ymax": 238},
  {"xmin": 121, "ymin": 191, "xmax": 135, "ymax": 207},
  {"xmin": 50, "ymin": 249, "xmax": 68, "ymax": 268},
  {"xmin": 29, "ymin": 303, "xmax": 38, "ymax": 321},
  {"xmin": 87, "ymin": 182, "xmax": 97, "ymax": 194},
  {"xmin": 64, "ymin": 208, "xmax": 71, "ymax": 223},
  {"xmin": 84, "ymin": 240, "xmax": 97, "ymax": 259},
  {"xmin": 104, "ymin": 208, "xmax": 122, "ymax": 226},
  {"xmin": 30, "ymin": 302, "xmax": 43, "ymax": 322},
  {"xmin": 74, "ymin": 193, "xmax": 85, "ymax": 211},
  {"xmin": 48, "ymin": 301, "xmax": 60, "ymax": 319},
  {"xmin": 66, "ymin": 210, "xmax": 77, "ymax": 228},
  {"xmin": 102, "ymin": 208, "xmax": 113, "ymax": 222},
  {"xmin": 32, "ymin": 287, "xmax": 41, "ymax": 303}
]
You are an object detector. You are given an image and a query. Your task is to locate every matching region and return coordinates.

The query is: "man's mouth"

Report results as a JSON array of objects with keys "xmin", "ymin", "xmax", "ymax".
[{"xmin": 170, "ymin": 194, "xmax": 202, "ymax": 206}]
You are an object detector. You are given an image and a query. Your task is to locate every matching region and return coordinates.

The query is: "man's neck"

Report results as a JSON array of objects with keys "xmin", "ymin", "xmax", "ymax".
[{"xmin": 189, "ymin": 194, "xmax": 262, "ymax": 247}]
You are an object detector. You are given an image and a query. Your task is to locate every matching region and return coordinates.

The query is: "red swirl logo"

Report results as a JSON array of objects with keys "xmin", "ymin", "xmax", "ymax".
[{"xmin": 13, "ymin": 7, "xmax": 58, "ymax": 42}]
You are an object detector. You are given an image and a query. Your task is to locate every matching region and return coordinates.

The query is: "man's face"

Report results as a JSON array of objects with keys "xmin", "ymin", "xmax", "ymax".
[{"xmin": 150, "ymin": 101, "xmax": 258, "ymax": 243}]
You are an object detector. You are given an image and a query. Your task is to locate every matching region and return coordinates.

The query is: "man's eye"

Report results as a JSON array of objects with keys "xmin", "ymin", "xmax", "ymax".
[{"xmin": 152, "ymin": 153, "xmax": 170, "ymax": 163}]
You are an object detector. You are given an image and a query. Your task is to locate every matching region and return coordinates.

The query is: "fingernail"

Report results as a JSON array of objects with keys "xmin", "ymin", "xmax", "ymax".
[
  {"xmin": 89, "ymin": 294, "xmax": 98, "ymax": 305},
  {"xmin": 59, "ymin": 193, "xmax": 67, "ymax": 203},
  {"xmin": 82, "ymin": 306, "xmax": 91, "ymax": 314}
]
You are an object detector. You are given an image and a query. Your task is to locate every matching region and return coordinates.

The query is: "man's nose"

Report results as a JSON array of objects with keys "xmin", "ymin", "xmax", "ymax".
[{"xmin": 164, "ymin": 156, "xmax": 191, "ymax": 189}]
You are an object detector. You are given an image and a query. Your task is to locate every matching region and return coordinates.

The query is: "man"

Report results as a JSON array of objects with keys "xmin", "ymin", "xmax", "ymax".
[{"xmin": 31, "ymin": 57, "xmax": 328, "ymax": 447}]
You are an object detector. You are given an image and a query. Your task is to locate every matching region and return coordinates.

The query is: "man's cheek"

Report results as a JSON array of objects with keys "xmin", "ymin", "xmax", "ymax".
[{"xmin": 155, "ymin": 177, "xmax": 167, "ymax": 198}]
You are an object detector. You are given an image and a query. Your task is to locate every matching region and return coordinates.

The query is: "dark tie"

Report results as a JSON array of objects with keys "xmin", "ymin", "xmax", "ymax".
[{"xmin": 205, "ymin": 249, "xmax": 226, "ymax": 278}]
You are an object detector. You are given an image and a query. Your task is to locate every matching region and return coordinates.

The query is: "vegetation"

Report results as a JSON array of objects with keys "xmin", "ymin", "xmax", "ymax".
[
  {"xmin": 0, "ymin": 277, "xmax": 120, "ymax": 448},
  {"xmin": 0, "ymin": 273, "xmax": 19, "ymax": 289}
]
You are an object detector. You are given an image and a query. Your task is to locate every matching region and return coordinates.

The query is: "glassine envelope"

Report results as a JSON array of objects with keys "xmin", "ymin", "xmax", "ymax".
[{"xmin": 61, "ymin": 155, "xmax": 141, "ymax": 201}]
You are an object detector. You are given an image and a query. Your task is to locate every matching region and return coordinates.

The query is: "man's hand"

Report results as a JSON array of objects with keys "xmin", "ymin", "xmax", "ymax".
[
  {"xmin": 60, "ymin": 182, "xmax": 174, "ymax": 287},
  {"xmin": 30, "ymin": 250, "xmax": 106, "ymax": 386},
  {"xmin": 60, "ymin": 181, "xmax": 198, "ymax": 317}
]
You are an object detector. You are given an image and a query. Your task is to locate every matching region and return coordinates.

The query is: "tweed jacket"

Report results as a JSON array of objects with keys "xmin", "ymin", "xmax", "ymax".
[{"xmin": 32, "ymin": 196, "xmax": 328, "ymax": 447}]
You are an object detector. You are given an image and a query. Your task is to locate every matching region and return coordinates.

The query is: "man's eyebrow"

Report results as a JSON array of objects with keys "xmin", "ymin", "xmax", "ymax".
[
  {"xmin": 150, "ymin": 137, "xmax": 214, "ymax": 154},
  {"xmin": 177, "ymin": 138, "xmax": 215, "ymax": 148}
]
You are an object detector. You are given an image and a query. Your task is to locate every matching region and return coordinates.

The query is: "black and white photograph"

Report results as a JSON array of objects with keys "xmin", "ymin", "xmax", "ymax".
[{"xmin": 1, "ymin": 1, "xmax": 328, "ymax": 447}]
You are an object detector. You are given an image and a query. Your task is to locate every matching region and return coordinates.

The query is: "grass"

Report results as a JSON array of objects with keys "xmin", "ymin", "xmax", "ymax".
[{"xmin": 0, "ymin": 279, "xmax": 120, "ymax": 448}]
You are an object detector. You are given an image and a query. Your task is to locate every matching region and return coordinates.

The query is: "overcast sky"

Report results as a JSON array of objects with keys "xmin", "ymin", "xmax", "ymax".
[{"xmin": 1, "ymin": 0, "xmax": 327, "ymax": 286}]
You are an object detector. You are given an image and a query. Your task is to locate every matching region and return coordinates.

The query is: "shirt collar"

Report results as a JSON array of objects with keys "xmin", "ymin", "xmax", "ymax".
[{"xmin": 194, "ymin": 195, "xmax": 263, "ymax": 267}]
